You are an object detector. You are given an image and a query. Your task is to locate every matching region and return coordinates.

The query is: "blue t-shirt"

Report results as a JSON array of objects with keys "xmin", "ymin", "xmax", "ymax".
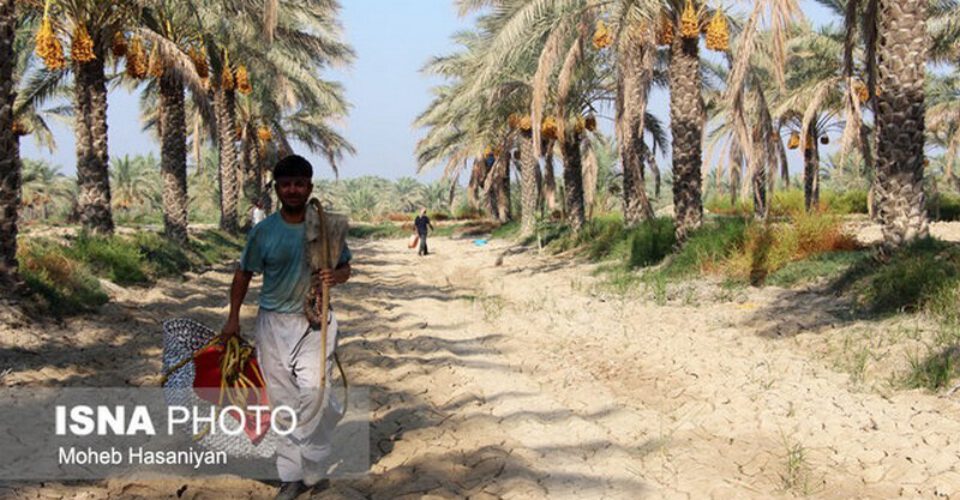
[{"xmin": 240, "ymin": 213, "xmax": 352, "ymax": 313}]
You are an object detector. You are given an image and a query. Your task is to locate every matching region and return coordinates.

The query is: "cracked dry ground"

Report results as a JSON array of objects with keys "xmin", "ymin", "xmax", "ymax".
[{"xmin": 5, "ymin": 236, "xmax": 960, "ymax": 499}]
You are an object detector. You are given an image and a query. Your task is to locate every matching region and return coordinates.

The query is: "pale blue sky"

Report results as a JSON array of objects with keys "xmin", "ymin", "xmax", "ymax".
[{"xmin": 20, "ymin": 1, "xmax": 838, "ymax": 181}]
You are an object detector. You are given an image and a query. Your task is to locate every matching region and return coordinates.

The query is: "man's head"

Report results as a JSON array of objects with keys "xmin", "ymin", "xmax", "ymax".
[
  {"xmin": 420, "ymin": 207, "xmax": 427, "ymax": 216},
  {"xmin": 273, "ymin": 155, "xmax": 313, "ymax": 211}
]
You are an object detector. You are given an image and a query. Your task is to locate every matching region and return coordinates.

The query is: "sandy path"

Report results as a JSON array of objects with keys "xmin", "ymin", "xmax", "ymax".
[
  {"xmin": 3, "ymin": 235, "xmax": 960, "ymax": 498},
  {"xmin": 329, "ymin": 237, "xmax": 960, "ymax": 498}
]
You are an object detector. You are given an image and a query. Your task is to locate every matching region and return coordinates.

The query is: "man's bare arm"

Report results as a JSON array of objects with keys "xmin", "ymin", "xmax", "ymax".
[{"xmin": 222, "ymin": 269, "xmax": 253, "ymax": 337}]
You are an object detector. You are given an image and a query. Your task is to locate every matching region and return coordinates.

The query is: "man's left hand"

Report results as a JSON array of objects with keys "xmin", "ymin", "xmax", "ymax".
[{"xmin": 320, "ymin": 269, "xmax": 337, "ymax": 286}]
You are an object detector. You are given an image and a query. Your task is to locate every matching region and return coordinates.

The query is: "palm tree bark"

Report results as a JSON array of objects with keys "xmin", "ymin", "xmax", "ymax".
[
  {"xmin": 519, "ymin": 134, "xmax": 538, "ymax": 237},
  {"xmin": 561, "ymin": 131, "xmax": 585, "ymax": 232},
  {"xmin": 0, "ymin": 0, "xmax": 21, "ymax": 287},
  {"xmin": 542, "ymin": 141, "xmax": 557, "ymax": 213},
  {"xmin": 468, "ymin": 159, "xmax": 484, "ymax": 210},
  {"xmin": 670, "ymin": 36, "xmax": 704, "ymax": 243},
  {"xmin": 875, "ymin": 0, "xmax": 928, "ymax": 249},
  {"xmin": 214, "ymin": 87, "xmax": 239, "ymax": 233},
  {"xmin": 495, "ymin": 147, "xmax": 512, "ymax": 222},
  {"xmin": 74, "ymin": 50, "xmax": 114, "ymax": 234},
  {"xmin": 618, "ymin": 37, "xmax": 655, "ymax": 226},
  {"xmin": 482, "ymin": 158, "xmax": 498, "ymax": 219},
  {"xmin": 803, "ymin": 120, "xmax": 820, "ymax": 211},
  {"xmin": 643, "ymin": 145, "xmax": 661, "ymax": 199},
  {"xmin": 159, "ymin": 72, "xmax": 188, "ymax": 245}
]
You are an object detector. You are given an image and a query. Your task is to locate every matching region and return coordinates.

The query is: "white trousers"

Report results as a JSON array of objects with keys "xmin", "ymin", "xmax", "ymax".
[{"xmin": 255, "ymin": 309, "xmax": 343, "ymax": 484}]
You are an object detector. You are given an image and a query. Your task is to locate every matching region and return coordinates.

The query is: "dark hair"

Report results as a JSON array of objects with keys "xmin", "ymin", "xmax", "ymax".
[{"xmin": 273, "ymin": 155, "xmax": 313, "ymax": 179}]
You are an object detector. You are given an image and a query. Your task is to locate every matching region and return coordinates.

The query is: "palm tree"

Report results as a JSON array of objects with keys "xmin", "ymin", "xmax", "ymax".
[
  {"xmin": 134, "ymin": 2, "xmax": 210, "ymax": 244},
  {"xmin": 0, "ymin": 0, "xmax": 19, "ymax": 286},
  {"xmin": 616, "ymin": 24, "xmax": 656, "ymax": 226},
  {"xmin": 927, "ymin": 71, "xmax": 960, "ymax": 192},
  {"xmin": 668, "ymin": 0, "xmax": 707, "ymax": 243},
  {"xmin": 198, "ymin": 0, "xmax": 353, "ymax": 232},
  {"xmin": 20, "ymin": 159, "xmax": 74, "ymax": 221},
  {"xmin": 110, "ymin": 154, "xmax": 161, "ymax": 216},
  {"xmin": 391, "ymin": 177, "xmax": 426, "ymax": 213},
  {"xmin": 32, "ymin": 0, "xmax": 135, "ymax": 234}
]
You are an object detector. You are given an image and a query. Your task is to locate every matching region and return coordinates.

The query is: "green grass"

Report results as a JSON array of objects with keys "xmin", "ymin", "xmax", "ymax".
[
  {"xmin": 930, "ymin": 192, "xmax": 960, "ymax": 221},
  {"xmin": 821, "ymin": 238, "xmax": 960, "ymax": 391},
  {"xmin": 16, "ymin": 229, "xmax": 243, "ymax": 317},
  {"xmin": 65, "ymin": 232, "xmax": 151, "ymax": 286},
  {"xmin": 834, "ymin": 237, "xmax": 960, "ymax": 316},
  {"xmin": 348, "ymin": 223, "xmax": 407, "ymax": 240},
  {"xmin": 705, "ymin": 188, "xmax": 869, "ymax": 217},
  {"xmin": 490, "ymin": 221, "xmax": 520, "ymax": 240},
  {"xmin": 905, "ymin": 346, "xmax": 960, "ymax": 390},
  {"xmin": 186, "ymin": 229, "xmax": 244, "ymax": 269},
  {"xmin": 766, "ymin": 251, "xmax": 868, "ymax": 287},
  {"xmin": 18, "ymin": 240, "xmax": 110, "ymax": 317},
  {"xmin": 656, "ymin": 217, "xmax": 749, "ymax": 278}
]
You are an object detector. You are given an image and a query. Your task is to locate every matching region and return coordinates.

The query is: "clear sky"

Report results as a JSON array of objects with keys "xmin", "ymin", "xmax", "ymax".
[{"xmin": 20, "ymin": 1, "xmax": 839, "ymax": 181}]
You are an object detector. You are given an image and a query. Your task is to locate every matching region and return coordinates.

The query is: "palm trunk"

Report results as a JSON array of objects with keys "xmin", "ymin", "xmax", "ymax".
[
  {"xmin": 159, "ymin": 72, "xmax": 188, "ymax": 244},
  {"xmin": 542, "ymin": 141, "xmax": 557, "ymax": 213},
  {"xmin": 670, "ymin": 35, "xmax": 704, "ymax": 243},
  {"xmin": 803, "ymin": 120, "xmax": 820, "ymax": 211},
  {"xmin": 74, "ymin": 49, "xmax": 114, "ymax": 234},
  {"xmin": 252, "ymin": 140, "xmax": 264, "ymax": 206},
  {"xmin": 483, "ymin": 158, "xmax": 498, "ymax": 218},
  {"xmin": 0, "ymin": 0, "xmax": 21, "ymax": 286},
  {"xmin": 468, "ymin": 159, "xmax": 483, "ymax": 210},
  {"xmin": 519, "ymin": 134, "xmax": 538, "ymax": 237},
  {"xmin": 495, "ymin": 147, "xmax": 511, "ymax": 222},
  {"xmin": 214, "ymin": 87, "xmax": 239, "ymax": 233},
  {"xmin": 618, "ymin": 39, "xmax": 655, "ymax": 226},
  {"xmin": 643, "ymin": 145, "xmax": 661, "ymax": 199},
  {"xmin": 240, "ymin": 128, "xmax": 254, "ymax": 201},
  {"xmin": 561, "ymin": 131, "xmax": 585, "ymax": 232},
  {"xmin": 875, "ymin": 0, "xmax": 928, "ymax": 249},
  {"xmin": 729, "ymin": 141, "xmax": 741, "ymax": 206},
  {"xmin": 752, "ymin": 152, "xmax": 767, "ymax": 219}
]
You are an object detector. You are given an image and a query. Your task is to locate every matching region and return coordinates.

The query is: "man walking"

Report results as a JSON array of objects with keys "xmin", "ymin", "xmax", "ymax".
[
  {"xmin": 222, "ymin": 155, "xmax": 352, "ymax": 499},
  {"xmin": 414, "ymin": 208, "xmax": 434, "ymax": 256}
]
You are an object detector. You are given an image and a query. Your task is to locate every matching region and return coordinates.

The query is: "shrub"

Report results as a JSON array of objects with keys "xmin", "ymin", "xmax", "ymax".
[
  {"xmin": 724, "ymin": 212, "xmax": 859, "ymax": 285},
  {"xmin": 134, "ymin": 232, "xmax": 192, "ymax": 278},
  {"xmin": 825, "ymin": 189, "xmax": 869, "ymax": 214},
  {"xmin": 453, "ymin": 206, "xmax": 484, "ymax": 220},
  {"xmin": 384, "ymin": 212, "xmax": 410, "ymax": 222},
  {"xmin": 18, "ymin": 240, "xmax": 109, "ymax": 316},
  {"xmin": 839, "ymin": 237, "xmax": 960, "ymax": 315},
  {"xmin": 348, "ymin": 223, "xmax": 407, "ymax": 240},
  {"xmin": 490, "ymin": 221, "xmax": 520, "ymax": 240},
  {"xmin": 66, "ymin": 232, "xmax": 149, "ymax": 286},
  {"xmin": 931, "ymin": 192, "xmax": 960, "ymax": 221},
  {"xmin": 661, "ymin": 218, "xmax": 749, "ymax": 277},
  {"xmin": 769, "ymin": 190, "xmax": 806, "ymax": 216},
  {"xmin": 627, "ymin": 218, "xmax": 675, "ymax": 268}
]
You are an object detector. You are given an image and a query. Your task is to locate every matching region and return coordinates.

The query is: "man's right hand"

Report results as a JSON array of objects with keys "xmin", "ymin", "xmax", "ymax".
[{"xmin": 221, "ymin": 317, "xmax": 241, "ymax": 339}]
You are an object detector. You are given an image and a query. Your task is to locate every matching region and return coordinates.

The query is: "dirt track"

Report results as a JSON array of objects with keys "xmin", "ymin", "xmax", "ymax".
[{"xmin": 3, "ymin": 235, "xmax": 960, "ymax": 498}]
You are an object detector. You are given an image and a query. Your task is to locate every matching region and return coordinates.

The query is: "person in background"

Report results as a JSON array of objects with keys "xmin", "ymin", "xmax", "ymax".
[
  {"xmin": 414, "ymin": 207, "xmax": 435, "ymax": 256},
  {"xmin": 250, "ymin": 199, "xmax": 266, "ymax": 227}
]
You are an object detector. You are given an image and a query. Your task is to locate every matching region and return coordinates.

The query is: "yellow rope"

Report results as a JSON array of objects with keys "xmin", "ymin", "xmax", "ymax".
[{"xmin": 161, "ymin": 335, "xmax": 267, "ymax": 441}]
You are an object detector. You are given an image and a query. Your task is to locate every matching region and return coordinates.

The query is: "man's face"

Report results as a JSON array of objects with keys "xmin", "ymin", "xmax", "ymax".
[{"xmin": 275, "ymin": 176, "xmax": 313, "ymax": 210}]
